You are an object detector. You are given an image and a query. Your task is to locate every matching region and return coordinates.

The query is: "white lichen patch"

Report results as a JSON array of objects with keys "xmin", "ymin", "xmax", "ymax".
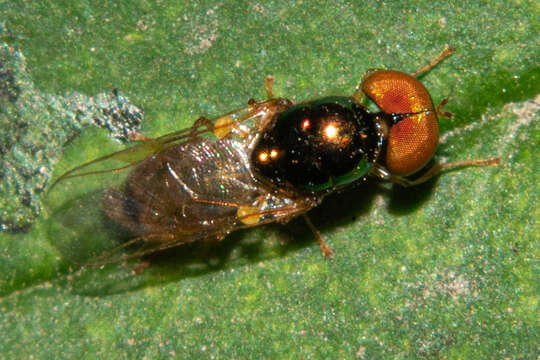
[
  {"xmin": 439, "ymin": 94, "xmax": 539, "ymax": 145},
  {"xmin": 182, "ymin": 5, "xmax": 221, "ymax": 55}
]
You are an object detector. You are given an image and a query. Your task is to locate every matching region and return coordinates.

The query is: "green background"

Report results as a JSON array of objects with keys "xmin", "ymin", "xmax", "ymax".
[{"xmin": 0, "ymin": 1, "xmax": 538, "ymax": 358}]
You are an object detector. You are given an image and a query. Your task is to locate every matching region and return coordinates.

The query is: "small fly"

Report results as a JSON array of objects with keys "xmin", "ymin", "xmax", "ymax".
[{"xmin": 49, "ymin": 46, "xmax": 499, "ymax": 264}]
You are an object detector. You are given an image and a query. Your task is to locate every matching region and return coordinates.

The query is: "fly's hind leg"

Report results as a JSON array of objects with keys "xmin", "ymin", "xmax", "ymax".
[
  {"xmin": 190, "ymin": 116, "xmax": 215, "ymax": 140},
  {"xmin": 253, "ymin": 76, "xmax": 295, "ymax": 132},
  {"xmin": 207, "ymin": 75, "xmax": 292, "ymax": 140},
  {"xmin": 372, "ymin": 158, "xmax": 501, "ymax": 187},
  {"xmin": 213, "ymin": 75, "xmax": 282, "ymax": 140},
  {"xmin": 265, "ymin": 75, "xmax": 275, "ymax": 99},
  {"xmin": 236, "ymin": 199, "xmax": 332, "ymax": 257},
  {"xmin": 246, "ymin": 74, "xmax": 275, "ymax": 107}
]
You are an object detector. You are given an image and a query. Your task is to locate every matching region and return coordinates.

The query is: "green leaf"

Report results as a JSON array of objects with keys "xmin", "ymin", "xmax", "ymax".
[{"xmin": 0, "ymin": 1, "xmax": 538, "ymax": 358}]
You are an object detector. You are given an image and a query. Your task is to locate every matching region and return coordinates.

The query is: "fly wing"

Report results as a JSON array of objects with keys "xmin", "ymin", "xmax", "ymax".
[
  {"xmin": 49, "ymin": 98, "xmax": 290, "ymax": 189},
  {"xmin": 49, "ymin": 137, "xmax": 312, "ymax": 265},
  {"xmin": 47, "ymin": 98, "xmax": 305, "ymax": 265}
]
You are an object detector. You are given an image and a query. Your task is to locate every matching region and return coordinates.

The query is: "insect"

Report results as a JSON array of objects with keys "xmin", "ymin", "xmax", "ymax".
[{"xmin": 50, "ymin": 46, "xmax": 499, "ymax": 264}]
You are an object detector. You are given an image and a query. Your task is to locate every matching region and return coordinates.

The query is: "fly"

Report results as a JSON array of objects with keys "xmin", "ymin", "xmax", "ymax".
[{"xmin": 49, "ymin": 46, "xmax": 499, "ymax": 264}]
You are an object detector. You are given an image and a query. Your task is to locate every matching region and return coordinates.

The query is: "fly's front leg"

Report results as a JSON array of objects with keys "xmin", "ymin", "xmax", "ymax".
[
  {"xmin": 352, "ymin": 45, "xmax": 455, "ymax": 105},
  {"xmin": 401, "ymin": 158, "xmax": 501, "ymax": 187},
  {"xmin": 410, "ymin": 45, "xmax": 455, "ymax": 77},
  {"xmin": 435, "ymin": 97, "xmax": 453, "ymax": 119},
  {"xmin": 371, "ymin": 158, "xmax": 500, "ymax": 187}
]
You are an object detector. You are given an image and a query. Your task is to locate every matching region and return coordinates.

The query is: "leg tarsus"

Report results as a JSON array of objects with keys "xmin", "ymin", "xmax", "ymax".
[
  {"xmin": 410, "ymin": 45, "xmax": 455, "ymax": 78},
  {"xmin": 303, "ymin": 214, "xmax": 333, "ymax": 258},
  {"xmin": 247, "ymin": 73, "xmax": 276, "ymax": 107},
  {"xmin": 265, "ymin": 75, "xmax": 275, "ymax": 99},
  {"xmin": 436, "ymin": 97, "xmax": 454, "ymax": 119}
]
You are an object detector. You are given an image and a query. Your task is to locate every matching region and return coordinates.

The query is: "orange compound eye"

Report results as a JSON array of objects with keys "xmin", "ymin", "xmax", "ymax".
[{"xmin": 362, "ymin": 70, "xmax": 439, "ymax": 176}]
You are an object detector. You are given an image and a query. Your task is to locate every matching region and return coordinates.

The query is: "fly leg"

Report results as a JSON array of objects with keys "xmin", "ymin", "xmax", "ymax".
[
  {"xmin": 265, "ymin": 75, "xmax": 275, "ymax": 99},
  {"xmin": 83, "ymin": 232, "xmax": 177, "ymax": 265},
  {"xmin": 410, "ymin": 45, "xmax": 455, "ymax": 77},
  {"xmin": 248, "ymin": 75, "xmax": 275, "ymax": 102},
  {"xmin": 215, "ymin": 76, "xmax": 292, "ymax": 139},
  {"xmin": 128, "ymin": 133, "xmax": 153, "ymax": 142},
  {"xmin": 132, "ymin": 261, "xmax": 152, "ymax": 274},
  {"xmin": 435, "ymin": 97, "xmax": 453, "ymax": 119},
  {"xmin": 352, "ymin": 46, "xmax": 455, "ymax": 104},
  {"xmin": 214, "ymin": 98, "xmax": 291, "ymax": 140},
  {"xmin": 371, "ymin": 158, "xmax": 501, "ymax": 187},
  {"xmin": 190, "ymin": 116, "xmax": 215, "ymax": 139},
  {"xmin": 303, "ymin": 214, "xmax": 333, "ymax": 258},
  {"xmin": 234, "ymin": 199, "xmax": 330, "ymax": 256},
  {"xmin": 252, "ymin": 76, "xmax": 295, "ymax": 132}
]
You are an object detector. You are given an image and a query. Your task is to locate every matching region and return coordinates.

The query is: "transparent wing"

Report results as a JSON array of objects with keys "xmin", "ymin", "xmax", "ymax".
[
  {"xmin": 49, "ymin": 98, "xmax": 291, "ymax": 190},
  {"xmin": 48, "ymin": 139, "xmax": 313, "ymax": 265},
  {"xmin": 46, "ymin": 98, "xmax": 311, "ymax": 265}
]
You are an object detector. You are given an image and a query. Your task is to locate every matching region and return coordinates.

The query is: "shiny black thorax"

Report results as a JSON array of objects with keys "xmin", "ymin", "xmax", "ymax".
[{"xmin": 251, "ymin": 96, "xmax": 383, "ymax": 193}]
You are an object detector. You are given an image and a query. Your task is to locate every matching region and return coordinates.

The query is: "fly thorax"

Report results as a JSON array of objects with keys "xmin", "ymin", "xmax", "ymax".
[{"xmin": 251, "ymin": 96, "xmax": 383, "ymax": 193}]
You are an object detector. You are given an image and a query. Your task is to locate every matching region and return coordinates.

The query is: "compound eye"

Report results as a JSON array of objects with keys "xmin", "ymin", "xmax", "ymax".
[{"xmin": 362, "ymin": 70, "xmax": 439, "ymax": 175}]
